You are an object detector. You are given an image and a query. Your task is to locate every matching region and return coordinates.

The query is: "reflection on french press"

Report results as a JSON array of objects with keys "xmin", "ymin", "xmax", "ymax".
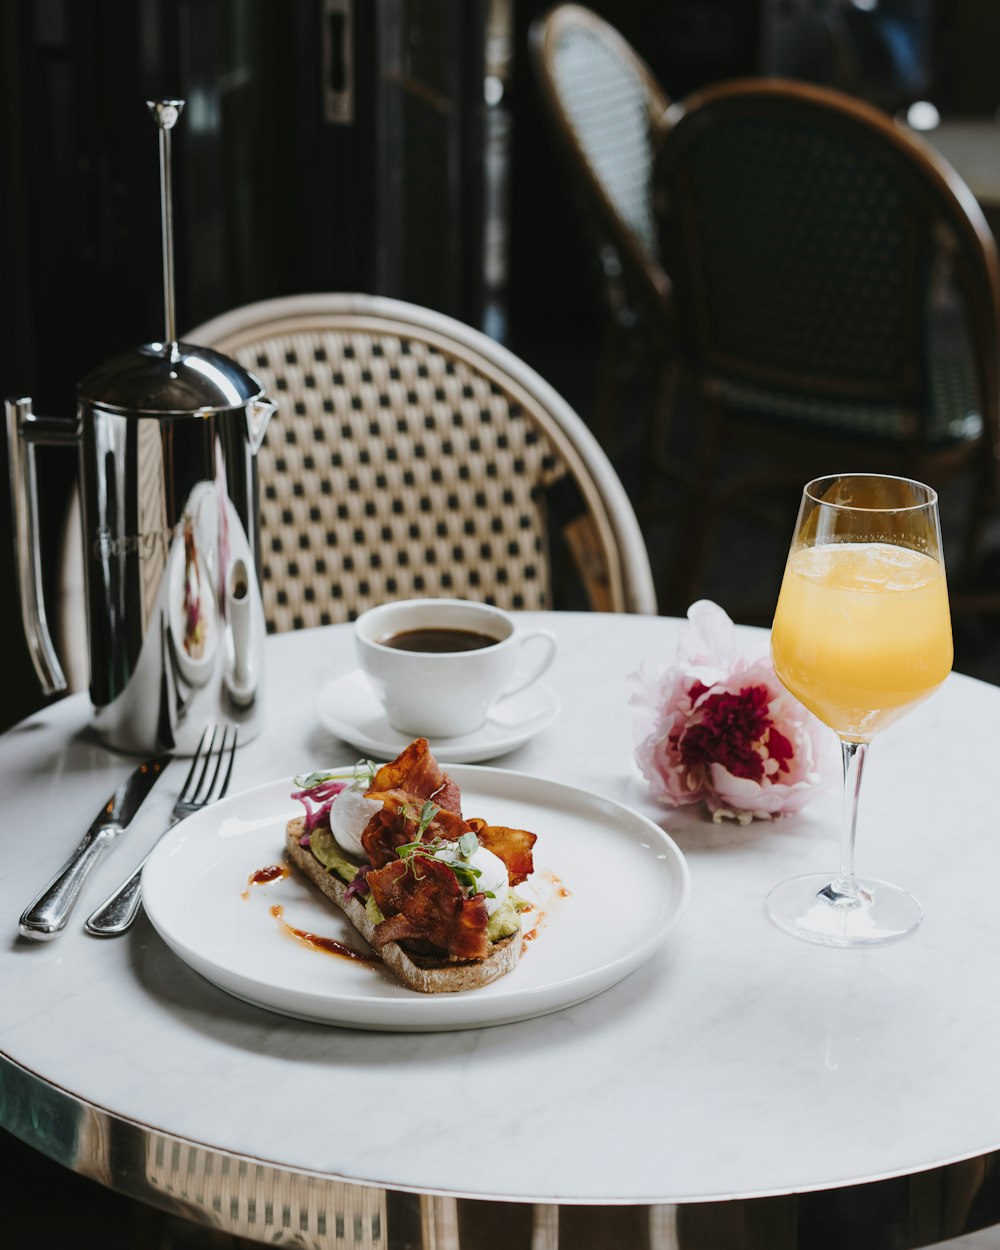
[
  {"xmin": 225, "ymin": 558, "xmax": 259, "ymax": 708},
  {"xmin": 169, "ymin": 511, "xmax": 218, "ymax": 689},
  {"xmin": 182, "ymin": 517, "xmax": 209, "ymax": 666},
  {"xmin": 162, "ymin": 479, "xmax": 264, "ymax": 721}
]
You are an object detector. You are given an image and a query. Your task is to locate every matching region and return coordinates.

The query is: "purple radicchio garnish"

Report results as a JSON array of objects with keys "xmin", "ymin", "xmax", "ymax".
[
  {"xmin": 343, "ymin": 863, "xmax": 372, "ymax": 901},
  {"xmin": 290, "ymin": 772, "xmax": 349, "ymax": 832}
]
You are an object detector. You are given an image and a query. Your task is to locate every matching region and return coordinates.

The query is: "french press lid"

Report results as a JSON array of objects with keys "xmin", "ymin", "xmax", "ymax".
[{"xmin": 77, "ymin": 341, "xmax": 267, "ymax": 416}]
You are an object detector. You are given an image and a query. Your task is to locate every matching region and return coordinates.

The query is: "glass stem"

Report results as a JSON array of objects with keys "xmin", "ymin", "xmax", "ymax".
[{"xmin": 831, "ymin": 739, "xmax": 868, "ymax": 902}]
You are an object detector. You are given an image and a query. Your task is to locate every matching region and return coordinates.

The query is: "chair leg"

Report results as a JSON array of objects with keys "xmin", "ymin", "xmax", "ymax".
[
  {"xmin": 637, "ymin": 359, "xmax": 680, "ymax": 525},
  {"xmin": 665, "ymin": 481, "xmax": 720, "ymax": 615},
  {"xmin": 660, "ymin": 396, "xmax": 729, "ymax": 614},
  {"xmin": 591, "ymin": 318, "xmax": 625, "ymax": 455},
  {"xmin": 958, "ymin": 458, "xmax": 996, "ymax": 584},
  {"xmin": 949, "ymin": 457, "xmax": 1000, "ymax": 615},
  {"xmin": 648, "ymin": 357, "xmax": 678, "ymax": 476},
  {"xmin": 638, "ymin": 368, "xmax": 709, "ymax": 524}
]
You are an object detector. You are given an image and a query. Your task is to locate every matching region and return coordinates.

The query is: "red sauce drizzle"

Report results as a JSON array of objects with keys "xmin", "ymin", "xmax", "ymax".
[
  {"xmin": 241, "ymin": 863, "xmax": 289, "ymax": 900},
  {"xmin": 270, "ymin": 905, "xmax": 378, "ymax": 965},
  {"xmin": 521, "ymin": 870, "xmax": 570, "ymax": 948},
  {"xmin": 250, "ymin": 864, "xmax": 287, "ymax": 885}
]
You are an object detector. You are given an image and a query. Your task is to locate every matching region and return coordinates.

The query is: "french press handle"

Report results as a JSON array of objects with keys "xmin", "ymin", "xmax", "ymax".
[{"xmin": 5, "ymin": 396, "xmax": 81, "ymax": 694}]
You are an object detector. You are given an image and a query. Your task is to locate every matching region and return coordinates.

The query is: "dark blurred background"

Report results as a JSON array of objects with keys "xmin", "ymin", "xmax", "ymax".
[{"xmin": 6, "ymin": 0, "xmax": 1000, "ymax": 736}]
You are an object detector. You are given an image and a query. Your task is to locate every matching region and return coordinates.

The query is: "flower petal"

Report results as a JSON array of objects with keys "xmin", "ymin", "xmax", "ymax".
[{"xmin": 631, "ymin": 600, "xmax": 835, "ymax": 825}]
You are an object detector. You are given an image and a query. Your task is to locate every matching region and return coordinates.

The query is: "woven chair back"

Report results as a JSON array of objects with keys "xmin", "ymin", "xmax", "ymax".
[
  {"xmin": 186, "ymin": 295, "xmax": 655, "ymax": 633},
  {"xmin": 531, "ymin": 4, "xmax": 671, "ymax": 319},
  {"xmin": 654, "ymin": 78, "xmax": 1000, "ymax": 452}
]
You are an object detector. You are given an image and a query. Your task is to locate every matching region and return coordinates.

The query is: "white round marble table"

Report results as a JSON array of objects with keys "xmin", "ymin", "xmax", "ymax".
[{"xmin": 4, "ymin": 611, "xmax": 1000, "ymax": 1249}]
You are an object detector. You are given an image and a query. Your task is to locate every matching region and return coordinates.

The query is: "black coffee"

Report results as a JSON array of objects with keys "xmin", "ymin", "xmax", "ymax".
[{"xmin": 380, "ymin": 627, "xmax": 501, "ymax": 653}]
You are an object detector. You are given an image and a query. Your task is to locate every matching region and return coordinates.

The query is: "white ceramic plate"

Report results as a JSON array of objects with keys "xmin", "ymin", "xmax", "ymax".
[
  {"xmin": 142, "ymin": 767, "xmax": 690, "ymax": 1032},
  {"xmin": 315, "ymin": 670, "xmax": 561, "ymax": 763}
]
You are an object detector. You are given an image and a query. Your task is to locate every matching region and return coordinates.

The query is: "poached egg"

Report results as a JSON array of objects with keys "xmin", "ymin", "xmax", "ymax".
[
  {"xmin": 432, "ymin": 840, "xmax": 509, "ymax": 915},
  {"xmin": 329, "ymin": 784, "xmax": 383, "ymax": 859}
]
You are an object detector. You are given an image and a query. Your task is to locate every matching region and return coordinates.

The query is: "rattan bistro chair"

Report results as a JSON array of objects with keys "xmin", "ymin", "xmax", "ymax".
[
  {"xmin": 54, "ymin": 295, "xmax": 654, "ymax": 690},
  {"xmin": 530, "ymin": 6, "xmax": 674, "ymax": 452},
  {"xmin": 184, "ymin": 293, "xmax": 656, "ymax": 634},
  {"xmin": 652, "ymin": 77, "xmax": 1000, "ymax": 610},
  {"xmin": 530, "ymin": 5, "xmax": 671, "ymax": 327}
]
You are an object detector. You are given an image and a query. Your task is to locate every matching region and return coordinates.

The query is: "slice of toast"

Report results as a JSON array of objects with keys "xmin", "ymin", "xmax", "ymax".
[{"xmin": 285, "ymin": 818, "xmax": 521, "ymax": 993}]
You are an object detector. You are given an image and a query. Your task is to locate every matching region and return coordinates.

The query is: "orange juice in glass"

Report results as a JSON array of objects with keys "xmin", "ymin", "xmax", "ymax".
[{"xmin": 766, "ymin": 475, "xmax": 952, "ymax": 946}]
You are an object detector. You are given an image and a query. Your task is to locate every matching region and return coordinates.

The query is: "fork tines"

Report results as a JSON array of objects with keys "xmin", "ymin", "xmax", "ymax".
[{"xmin": 178, "ymin": 725, "xmax": 238, "ymax": 812}]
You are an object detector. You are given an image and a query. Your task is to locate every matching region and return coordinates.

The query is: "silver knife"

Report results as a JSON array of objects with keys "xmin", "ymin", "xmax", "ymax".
[{"xmin": 19, "ymin": 755, "xmax": 171, "ymax": 940}]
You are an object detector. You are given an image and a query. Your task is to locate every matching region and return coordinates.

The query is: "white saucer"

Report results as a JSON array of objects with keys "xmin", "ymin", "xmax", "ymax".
[{"xmin": 314, "ymin": 670, "xmax": 560, "ymax": 763}]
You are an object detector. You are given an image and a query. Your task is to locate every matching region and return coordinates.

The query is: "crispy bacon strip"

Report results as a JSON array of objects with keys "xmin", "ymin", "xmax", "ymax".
[
  {"xmin": 367, "ymin": 738, "xmax": 462, "ymax": 817},
  {"xmin": 467, "ymin": 818, "xmax": 537, "ymax": 886},
  {"xmin": 361, "ymin": 794, "xmax": 472, "ymax": 868},
  {"xmin": 361, "ymin": 740, "xmax": 468, "ymax": 867},
  {"xmin": 367, "ymin": 857, "xmax": 489, "ymax": 960}
]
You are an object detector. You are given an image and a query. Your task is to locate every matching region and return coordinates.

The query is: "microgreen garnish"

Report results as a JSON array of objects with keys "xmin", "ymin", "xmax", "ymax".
[
  {"xmin": 443, "ymin": 860, "xmax": 483, "ymax": 894},
  {"xmin": 293, "ymin": 757, "xmax": 379, "ymax": 791},
  {"xmin": 396, "ymin": 833, "xmax": 447, "ymax": 861},
  {"xmin": 294, "ymin": 768, "xmax": 347, "ymax": 790},
  {"xmin": 417, "ymin": 800, "xmax": 440, "ymax": 836},
  {"xmin": 353, "ymin": 758, "xmax": 378, "ymax": 787},
  {"xmin": 457, "ymin": 831, "xmax": 480, "ymax": 858},
  {"xmin": 397, "ymin": 799, "xmax": 440, "ymax": 840},
  {"xmin": 394, "ymin": 830, "xmax": 493, "ymax": 898}
]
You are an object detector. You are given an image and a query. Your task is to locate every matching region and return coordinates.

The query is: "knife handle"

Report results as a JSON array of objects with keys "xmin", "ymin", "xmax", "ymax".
[
  {"xmin": 19, "ymin": 830, "xmax": 114, "ymax": 940},
  {"xmin": 85, "ymin": 859, "xmax": 147, "ymax": 936}
]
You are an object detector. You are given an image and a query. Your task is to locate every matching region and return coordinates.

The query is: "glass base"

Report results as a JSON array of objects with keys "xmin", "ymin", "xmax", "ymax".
[{"xmin": 765, "ymin": 873, "xmax": 923, "ymax": 947}]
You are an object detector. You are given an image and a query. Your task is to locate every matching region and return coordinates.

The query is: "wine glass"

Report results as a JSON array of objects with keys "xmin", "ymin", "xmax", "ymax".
[{"xmin": 766, "ymin": 473, "xmax": 953, "ymax": 947}]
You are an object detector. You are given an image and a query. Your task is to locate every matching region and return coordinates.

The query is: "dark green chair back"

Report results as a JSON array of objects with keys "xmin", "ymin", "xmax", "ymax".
[{"xmin": 654, "ymin": 78, "xmax": 1000, "ymax": 457}]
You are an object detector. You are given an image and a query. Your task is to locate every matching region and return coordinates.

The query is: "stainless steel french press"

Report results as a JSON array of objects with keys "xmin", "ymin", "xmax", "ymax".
[{"xmin": 7, "ymin": 100, "xmax": 275, "ymax": 754}]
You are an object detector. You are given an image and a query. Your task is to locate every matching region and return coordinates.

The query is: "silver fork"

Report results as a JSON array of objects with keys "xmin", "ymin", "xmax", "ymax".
[{"xmin": 85, "ymin": 725, "xmax": 238, "ymax": 936}]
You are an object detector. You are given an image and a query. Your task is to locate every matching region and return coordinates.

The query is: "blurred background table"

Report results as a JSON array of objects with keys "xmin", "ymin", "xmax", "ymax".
[{"xmin": 922, "ymin": 117, "xmax": 1000, "ymax": 211}]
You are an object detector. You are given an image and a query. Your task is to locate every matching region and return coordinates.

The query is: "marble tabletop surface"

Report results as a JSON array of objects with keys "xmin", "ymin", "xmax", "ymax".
[{"xmin": 3, "ymin": 610, "xmax": 1000, "ymax": 1205}]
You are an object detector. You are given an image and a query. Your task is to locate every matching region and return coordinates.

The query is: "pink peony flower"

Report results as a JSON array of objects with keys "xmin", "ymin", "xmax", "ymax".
[{"xmin": 631, "ymin": 601, "xmax": 832, "ymax": 825}]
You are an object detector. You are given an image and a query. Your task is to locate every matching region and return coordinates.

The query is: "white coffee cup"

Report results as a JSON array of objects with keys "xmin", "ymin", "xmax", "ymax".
[{"xmin": 355, "ymin": 599, "xmax": 557, "ymax": 738}]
